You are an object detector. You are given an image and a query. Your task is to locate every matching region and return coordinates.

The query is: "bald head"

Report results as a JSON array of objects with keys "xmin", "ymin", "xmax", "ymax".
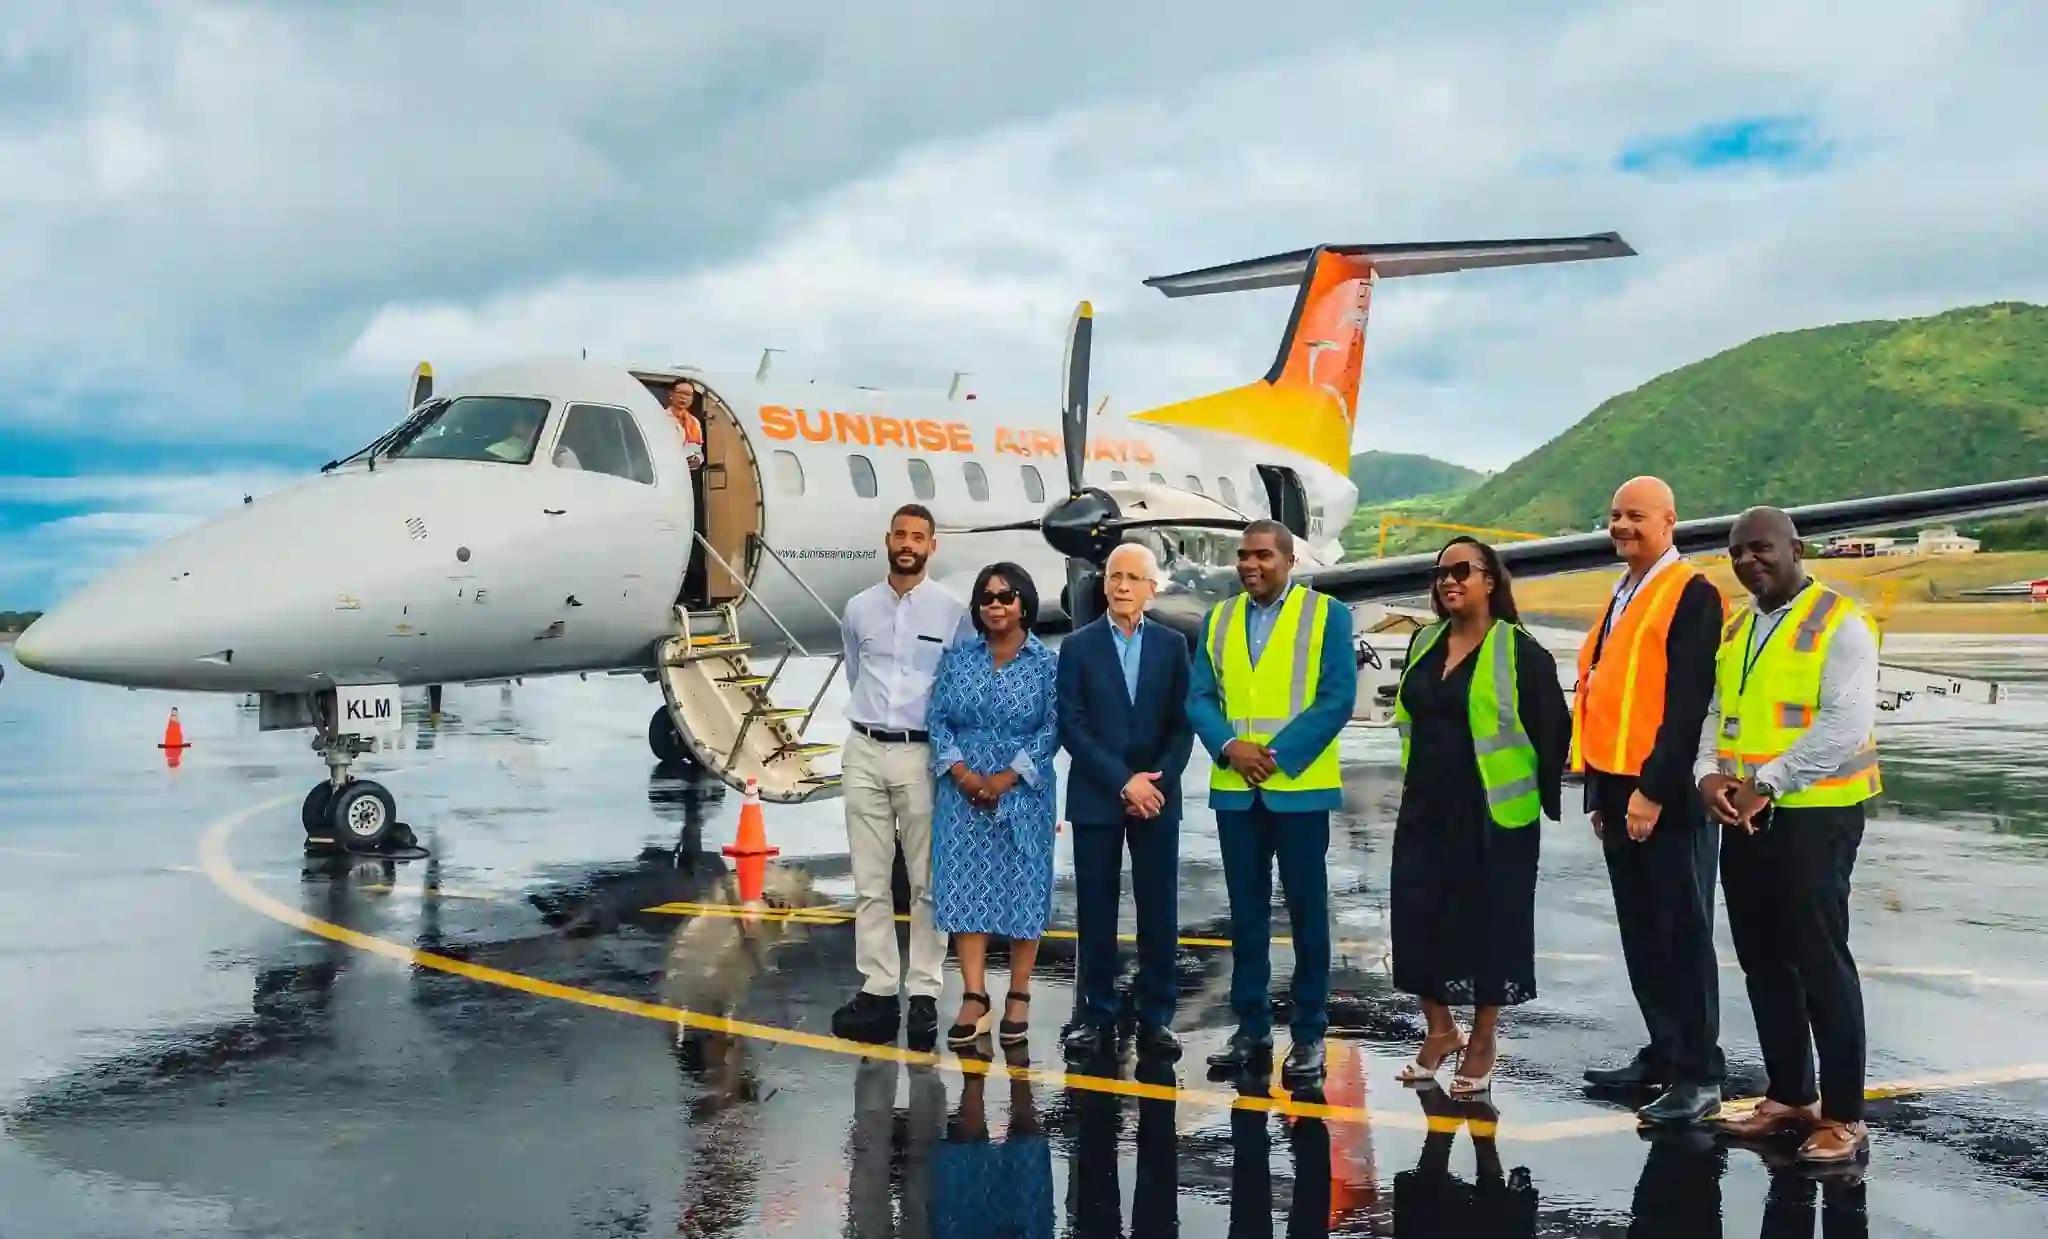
[
  {"xmin": 1728, "ymin": 506, "xmax": 1806, "ymax": 608},
  {"xmin": 1608, "ymin": 475, "xmax": 1678, "ymax": 572}
]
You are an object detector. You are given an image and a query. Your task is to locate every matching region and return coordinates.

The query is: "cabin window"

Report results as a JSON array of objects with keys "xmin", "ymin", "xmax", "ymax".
[
  {"xmin": 1148, "ymin": 472, "xmax": 1167, "ymax": 485},
  {"xmin": 772, "ymin": 450, "xmax": 804, "ymax": 496},
  {"xmin": 1020, "ymin": 464, "xmax": 1045, "ymax": 504},
  {"xmin": 552, "ymin": 403, "xmax": 655, "ymax": 484},
  {"xmin": 1183, "ymin": 474, "xmax": 1204, "ymax": 495},
  {"xmin": 849, "ymin": 454, "xmax": 878, "ymax": 499},
  {"xmin": 1110, "ymin": 470, "xmax": 1127, "ymax": 483},
  {"xmin": 908, "ymin": 458, "xmax": 936, "ymax": 500},
  {"xmin": 963, "ymin": 461, "xmax": 990, "ymax": 502},
  {"xmin": 388, "ymin": 395, "xmax": 550, "ymax": 465},
  {"xmin": 1218, "ymin": 476, "xmax": 1237, "ymax": 508}
]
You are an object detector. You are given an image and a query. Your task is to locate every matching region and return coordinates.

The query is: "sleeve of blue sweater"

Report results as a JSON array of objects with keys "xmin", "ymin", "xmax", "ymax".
[{"xmin": 1267, "ymin": 598, "xmax": 1357, "ymax": 778}]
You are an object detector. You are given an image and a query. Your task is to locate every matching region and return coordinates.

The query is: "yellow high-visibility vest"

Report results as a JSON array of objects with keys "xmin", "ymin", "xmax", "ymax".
[
  {"xmin": 1204, "ymin": 584, "xmax": 1343, "ymax": 795},
  {"xmin": 1394, "ymin": 619, "xmax": 1541, "ymax": 827},
  {"xmin": 1712, "ymin": 582, "xmax": 1880, "ymax": 808}
]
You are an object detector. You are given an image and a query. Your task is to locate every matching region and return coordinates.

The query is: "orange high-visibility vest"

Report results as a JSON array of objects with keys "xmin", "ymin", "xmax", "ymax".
[{"xmin": 1572, "ymin": 560, "xmax": 1707, "ymax": 777}]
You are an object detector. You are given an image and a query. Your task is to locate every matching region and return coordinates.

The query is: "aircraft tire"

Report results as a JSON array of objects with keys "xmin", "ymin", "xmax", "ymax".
[
  {"xmin": 330, "ymin": 780, "xmax": 398, "ymax": 851},
  {"xmin": 649, "ymin": 706, "xmax": 686, "ymax": 764},
  {"xmin": 302, "ymin": 782, "xmax": 336, "ymax": 834}
]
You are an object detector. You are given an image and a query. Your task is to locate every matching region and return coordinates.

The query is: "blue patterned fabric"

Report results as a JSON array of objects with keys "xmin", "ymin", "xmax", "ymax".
[
  {"xmin": 928, "ymin": 633, "xmax": 1061, "ymax": 938},
  {"xmin": 933, "ymin": 1134, "xmax": 1053, "ymax": 1238}
]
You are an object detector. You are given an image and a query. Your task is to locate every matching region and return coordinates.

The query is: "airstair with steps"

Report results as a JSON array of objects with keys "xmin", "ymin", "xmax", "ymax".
[{"xmin": 655, "ymin": 533, "xmax": 847, "ymax": 804}]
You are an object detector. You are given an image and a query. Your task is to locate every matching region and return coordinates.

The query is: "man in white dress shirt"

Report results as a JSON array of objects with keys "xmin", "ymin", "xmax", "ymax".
[{"xmin": 831, "ymin": 503, "xmax": 969, "ymax": 1044}]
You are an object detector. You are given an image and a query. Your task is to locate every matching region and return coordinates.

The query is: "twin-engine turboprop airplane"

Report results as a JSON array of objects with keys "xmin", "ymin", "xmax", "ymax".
[{"xmin": 18, "ymin": 231, "xmax": 2048, "ymax": 852}]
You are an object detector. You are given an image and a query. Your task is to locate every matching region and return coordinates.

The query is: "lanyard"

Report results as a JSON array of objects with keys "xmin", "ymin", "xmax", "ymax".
[{"xmin": 1738, "ymin": 582, "xmax": 1810, "ymax": 694}]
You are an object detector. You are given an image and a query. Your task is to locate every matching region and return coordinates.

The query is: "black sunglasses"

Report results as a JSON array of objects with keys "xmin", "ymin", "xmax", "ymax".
[
  {"xmin": 1432, "ymin": 561, "xmax": 1487, "ymax": 585},
  {"xmin": 978, "ymin": 588, "xmax": 1020, "ymax": 607}
]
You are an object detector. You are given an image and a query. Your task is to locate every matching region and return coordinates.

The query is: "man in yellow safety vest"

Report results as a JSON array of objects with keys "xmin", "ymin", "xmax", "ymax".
[
  {"xmin": 1696, "ymin": 506, "xmax": 1880, "ymax": 1166},
  {"xmin": 1187, "ymin": 519, "xmax": 1357, "ymax": 1085}
]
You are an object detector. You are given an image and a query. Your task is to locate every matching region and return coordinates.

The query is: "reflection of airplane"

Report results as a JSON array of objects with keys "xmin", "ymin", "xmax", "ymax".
[{"xmin": 18, "ymin": 232, "xmax": 2048, "ymax": 851}]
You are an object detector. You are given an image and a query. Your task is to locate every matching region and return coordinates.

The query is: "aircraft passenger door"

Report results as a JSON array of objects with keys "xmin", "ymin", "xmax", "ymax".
[
  {"xmin": 1257, "ymin": 465, "xmax": 1310, "ymax": 539},
  {"xmin": 696, "ymin": 398, "xmax": 764, "ymax": 607}
]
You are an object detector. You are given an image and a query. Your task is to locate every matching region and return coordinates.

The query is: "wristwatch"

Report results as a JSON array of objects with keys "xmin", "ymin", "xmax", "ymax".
[{"xmin": 1753, "ymin": 777, "xmax": 1778, "ymax": 801}]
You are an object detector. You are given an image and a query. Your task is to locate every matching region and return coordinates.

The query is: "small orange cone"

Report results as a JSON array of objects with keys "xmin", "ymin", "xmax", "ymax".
[
  {"xmin": 722, "ymin": 777, "xmax": 779, "ymax": 904},
  {"xmin": 158, "ymin": 709, "xmax": 190, "ymax": 751}
]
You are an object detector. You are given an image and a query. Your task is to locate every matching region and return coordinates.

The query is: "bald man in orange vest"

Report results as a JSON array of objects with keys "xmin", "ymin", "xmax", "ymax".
[{"xmin": 1574, "ymin": 476, "xmax": 1729, "ymax": 1127}]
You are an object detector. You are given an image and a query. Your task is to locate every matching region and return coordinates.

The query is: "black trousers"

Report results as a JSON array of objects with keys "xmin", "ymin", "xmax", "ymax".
[
  {"xmin": 1592, "ymin": 771, "xmax": 1722, "ymax": 1082},
  {"xmin": 1072, "ymin": 814, "xmax": 1180, "ymax": 1032},
  {"xmin": 1721, "ymin": 802, "xmax": 1868, "ymax": 1122}
]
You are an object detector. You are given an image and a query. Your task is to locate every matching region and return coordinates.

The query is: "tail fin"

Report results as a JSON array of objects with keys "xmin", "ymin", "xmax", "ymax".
[{"xmin": 1129, "ymin": 233, "xmax": 1634, "ymax": 475}]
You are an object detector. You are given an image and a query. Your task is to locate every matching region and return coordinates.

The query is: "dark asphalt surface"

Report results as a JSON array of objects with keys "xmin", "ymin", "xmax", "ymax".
[{"xmin": 4, "ymin": 634, "xmax": 2048, "ymax": 1237}]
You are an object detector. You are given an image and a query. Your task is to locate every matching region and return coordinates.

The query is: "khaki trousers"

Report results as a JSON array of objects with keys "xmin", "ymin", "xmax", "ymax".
[{"xmin": 841, "ymin": 730, "xmax": 944, "ymax": 998}]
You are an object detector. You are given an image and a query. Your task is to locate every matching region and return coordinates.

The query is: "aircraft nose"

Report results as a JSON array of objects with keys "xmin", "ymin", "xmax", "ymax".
[
  {"xmin": 9, "ymin": 591, "xmax": 175, "ymax": 685},
  {"xmin": 11, "ymin": 615, "xmax": 57, "ymax": 674}
]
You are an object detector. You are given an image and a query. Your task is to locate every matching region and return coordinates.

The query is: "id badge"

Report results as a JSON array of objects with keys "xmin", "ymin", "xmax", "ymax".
[{"xmin": 1721, "ymin": 717, "xmax": 1741, "ymax": 740}]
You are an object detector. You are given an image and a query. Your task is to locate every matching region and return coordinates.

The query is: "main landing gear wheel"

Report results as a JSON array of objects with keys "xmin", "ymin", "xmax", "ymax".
[
  {"xmin": 330, "ymin": 780, "xmax": 398, "ymax": 851},
  {"xmin": 648, "ymin": 706, "xmax": 703, "ymax": 774}
]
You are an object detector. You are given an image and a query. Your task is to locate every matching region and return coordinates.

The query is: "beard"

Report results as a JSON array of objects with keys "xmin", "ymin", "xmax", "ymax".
[{"xmin": 890, "ymin": 549, "xmax": 929, "ymax": 576}]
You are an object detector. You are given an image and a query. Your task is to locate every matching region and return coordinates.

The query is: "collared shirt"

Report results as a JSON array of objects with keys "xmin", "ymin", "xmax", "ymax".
[
  {"xmin": 1603, "ymin": 544, "xmax": 1681, "ymax": 641},
  {"xmin": 840, "ymin": 577, "xmax": 969, "ymax": 732},
  {"xmin": 1245, "ymin": 583, "xmax": 1295, "ymax": 666},
  {"xmin": 1109, "ymin": 614, "xmax": 1146, "ymax": 702},
  {"xmin": 1693, "ymin": 579, "xmax": 1880, "ymax": 794}
]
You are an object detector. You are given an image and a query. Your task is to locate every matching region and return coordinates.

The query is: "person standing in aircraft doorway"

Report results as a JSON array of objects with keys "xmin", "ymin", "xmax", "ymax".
[
  {"xmin": 832, "ymin": 503, "xmax": 970, "ymax": 1045},
  {"xmin": 668, "ymin": 382, "xmax": 706, "ymax": 472},
  {"xmin": 670, "ymin": 383, "xmax": 709, "ymax": 604}
]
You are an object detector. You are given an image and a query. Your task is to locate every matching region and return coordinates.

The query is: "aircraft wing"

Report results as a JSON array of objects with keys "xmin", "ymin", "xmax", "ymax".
[{"xmin": 1299, "ymin": 474, "xmax": 2048, "ymax": 604}]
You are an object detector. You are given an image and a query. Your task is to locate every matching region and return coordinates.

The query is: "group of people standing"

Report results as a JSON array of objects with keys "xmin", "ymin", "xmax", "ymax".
[
  {"xmin": 1389, "ymin": 476, "xmax": 1878, "ymax": 1167},
  {"xmin": 820, "ymin": 475, "xmax": 1881, "ymax": 1166},
  {"xmin": 829, "ymin": 502, "xmax": 1356, "ymax": 1084}
]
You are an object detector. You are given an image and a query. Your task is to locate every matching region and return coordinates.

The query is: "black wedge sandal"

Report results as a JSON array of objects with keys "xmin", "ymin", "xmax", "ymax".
[
  {"xmin": 949, "ymin": 992, "xmax": 992, "ymax": 1047},
  {"xmin": 998, "ymin": 991, "xmax": 1031, "ymax": 1046}
]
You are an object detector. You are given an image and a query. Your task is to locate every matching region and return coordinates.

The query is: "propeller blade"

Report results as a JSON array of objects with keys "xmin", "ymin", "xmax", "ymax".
[
  {"xmin": 1108, "ymin": 516, "xmax": 1254, "ymax": 533},
  {"xmin": 1061, "ymin": 301, "xmax": 1093, "ymax": 496},
  {"xmin": 938, "ymin": 519, "xmax": 1046, "ymax": 535},
  {"xmin": 409, "ymin": 361, "xmax": 434, "ymax": 410}
]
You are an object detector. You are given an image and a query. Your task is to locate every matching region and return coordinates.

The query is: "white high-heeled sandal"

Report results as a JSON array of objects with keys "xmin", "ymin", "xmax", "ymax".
[
  {"xmin": 1395, "ymin": 1028, "xmax": 1468, "ymax": 1083},
  {"xmin": 1449, "ymin": 1043, "xmax": 1496, "ymax": 1095}
]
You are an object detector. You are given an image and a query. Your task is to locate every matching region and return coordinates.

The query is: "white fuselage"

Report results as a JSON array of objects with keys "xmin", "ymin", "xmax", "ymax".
[{"xmin": 15, "ymin": 359, "xmax": 1360, "ymax": 695}]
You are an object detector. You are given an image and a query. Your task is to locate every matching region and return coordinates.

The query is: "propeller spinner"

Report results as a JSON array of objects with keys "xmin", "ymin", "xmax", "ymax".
[{"xmin": 949, "ymin": 300, "xmax": 1250, "ymax": 626}]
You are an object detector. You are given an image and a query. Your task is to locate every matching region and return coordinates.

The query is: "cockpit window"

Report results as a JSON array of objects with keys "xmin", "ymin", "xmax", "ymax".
[{"xmin": 387, "ymin": 396, "xmax": 551, "ymax": 464}]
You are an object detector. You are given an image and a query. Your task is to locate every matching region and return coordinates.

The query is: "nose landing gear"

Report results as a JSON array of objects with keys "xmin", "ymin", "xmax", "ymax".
[{"xmin": 302, "ymin": 701, "xmax": 420, "ymax": 856}]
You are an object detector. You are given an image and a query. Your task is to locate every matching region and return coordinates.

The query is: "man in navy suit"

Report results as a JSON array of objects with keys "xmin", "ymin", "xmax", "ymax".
[{"xmin": 1056, "ymin": 541, "xmax": 1195, "ymax": 1063}]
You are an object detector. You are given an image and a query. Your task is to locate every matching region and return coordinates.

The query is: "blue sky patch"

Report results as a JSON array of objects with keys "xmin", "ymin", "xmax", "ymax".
[{"xmin": 1616, "ymin": 115, "xmax": 1834, "ymax": 175}]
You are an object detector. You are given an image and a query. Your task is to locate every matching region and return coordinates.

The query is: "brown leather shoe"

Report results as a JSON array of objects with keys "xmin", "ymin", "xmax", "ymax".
[
  {"xmin": 1797, "ymin": 1120, "xmax": 1870, "ymax": 1162},
  {"xmin": 1716, "ymin": 1099, "xmax": 1820, "ymax": 1140}
]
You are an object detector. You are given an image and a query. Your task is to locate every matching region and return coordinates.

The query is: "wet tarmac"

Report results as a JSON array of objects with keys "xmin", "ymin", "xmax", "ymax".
[{"xmin": 4, "ymin": 634, "xmax": 2048, "ymax": 1236}]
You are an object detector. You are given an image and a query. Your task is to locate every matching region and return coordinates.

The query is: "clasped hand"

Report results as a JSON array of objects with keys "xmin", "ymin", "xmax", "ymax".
[
  {"xmin": 952, "ymin": 764, "xmax": 1018, "ymax": 809},
  {"xmin": 1122, "ymin": 771, "xmax": 1165, "ymax": 819},
  {"xmin": 1222, "ymin": 738, "xmax": 1277, "ymax": 785},
  {"xmin": 1699, "ymin": 773, "xmax": 1772, "ymax": 832}
]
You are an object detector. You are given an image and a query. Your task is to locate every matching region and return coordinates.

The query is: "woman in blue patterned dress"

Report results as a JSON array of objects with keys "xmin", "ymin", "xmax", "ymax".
[{"xmin": 928, "ymin": 561, "xmax": 1061, "ymax": 1049}]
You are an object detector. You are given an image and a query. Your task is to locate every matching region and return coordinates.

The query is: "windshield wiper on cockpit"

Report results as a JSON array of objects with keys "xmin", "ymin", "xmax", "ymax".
[{"xmin": 321, "ymin": 397, "xmax": 450, "ymax": 473}]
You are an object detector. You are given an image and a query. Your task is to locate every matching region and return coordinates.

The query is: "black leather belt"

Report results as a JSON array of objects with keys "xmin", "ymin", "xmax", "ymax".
[{"xmin": 852, "ymin": 722, "xmax": 929, "ymax": 744}]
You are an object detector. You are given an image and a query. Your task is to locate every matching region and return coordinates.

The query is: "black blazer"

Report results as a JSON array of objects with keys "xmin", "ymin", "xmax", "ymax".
[{"xmin": 1056, "ymin": 616, "xmax": 1195, "ymax": 826}]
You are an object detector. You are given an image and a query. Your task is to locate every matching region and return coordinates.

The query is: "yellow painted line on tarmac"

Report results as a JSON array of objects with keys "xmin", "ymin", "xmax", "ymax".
[
  {"xmin": 643, "ymin": 901, "xmax": 1317, "ymax": 953},
  {"xmin": 198, "ymin": 793, "xmax": 2048, "ymax": 1142}
]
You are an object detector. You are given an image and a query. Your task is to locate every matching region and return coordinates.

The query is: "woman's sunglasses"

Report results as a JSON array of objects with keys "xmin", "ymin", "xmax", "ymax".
[
  {"xmin": 1432, "ymin": 561, "xmax": 1487, "ymax": 585},
  {"xmin": 978, "ymin": 588, "xmax": 1020, "ymax": 607}
]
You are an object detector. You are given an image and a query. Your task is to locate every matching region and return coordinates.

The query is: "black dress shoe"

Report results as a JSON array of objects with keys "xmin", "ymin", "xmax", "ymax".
[
  {"xmin": 831, "ymin": 991, "xmax": 901, "ymax": 1043},
  {"xmin": 1062, "ymin": 1023, "xmax": 1110, "ymax": 1062},
  {"xmin": 1206, "ymin": 1030, "xmax": 1273, "ymax": 1072},
  {"xmin": 906, "ymin": 995, "xmax": 939, "ymax": 1038},
  {"xmin": 1585, "ymin": 1051, "xmax": 1669, "ymax": 1089},
  {"xmin": 1135, "ymin": 1024, "xmax": 1182, "ymax": 1061},
  {"xmin": 1282, "ymin": 1039, "xmax": 1326, "ymax": 1082},
  {"xmin": 1637, "ymin": 1080, "xmax": 1722, "ymax": 1127}
]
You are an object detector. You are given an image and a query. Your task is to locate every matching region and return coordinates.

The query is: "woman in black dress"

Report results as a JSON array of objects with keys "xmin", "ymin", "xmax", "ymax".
[{"xmin": 1389, "ymin": 536, "xmax": 1570, "ymax": 1095}]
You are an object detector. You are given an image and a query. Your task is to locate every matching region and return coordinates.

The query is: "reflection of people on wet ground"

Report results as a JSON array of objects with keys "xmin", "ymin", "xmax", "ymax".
[
  {"xmin": 1701, "ymin": 508, "xmax": 1878, "ymax": 1165},
  {"xmin": 658, "ymin": 863, "xmax": 817, "ymax": 1034},
  {"xmin": 1191, "ymin": 520, "xmax": 1358, "ymax": 1084},
  {"xmin": 1063, "ymin": 1059, "xmax": 1177, "ymax": 1235},
  {"xmin": 675, "ymin": 1033, "xmax": 764, "ymax": 1238},
  {"xmin": 1628, "ymin": 1128, "xmax": 1724, "ymax": 1239},
  {"xmin": 1576, "ymin": 477, "xmax": 1730, "ymax": 1126},
  {"xmin": 1055, "ymin": 541, "xmax": 1194, "ymax": 1064},
  {"xmin": 847, "ymin": 1056, "xmax": 944, "ymax": 1239},
  {"xmin": 928, "ymin": 563, "xmax": 1061, "ymax": 1047},
  {"xmin": 1229, "ymin": 1078, "xmax": 1334, "ymax": 1238},
  {"xmin": 1389, "ymin": 538, "xmax": 1570, "ymax": 1095},
  {"xmin": 833, "ymin": 504, "xmax": 968, "ymax": 1044},
  {"xmin": 1392, "ymin": 1083, "xmax": 1536, "ymax": 1237},
  {"xmin": 936, "ymin": 1044, "xmax": 1052, "ymax": 1239},
  {"xmin": 1759, "ymin": 1163, "xmax": 1869, "ymax": 1239}
]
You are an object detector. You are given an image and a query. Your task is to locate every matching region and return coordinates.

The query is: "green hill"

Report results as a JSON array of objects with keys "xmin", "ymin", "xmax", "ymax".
[
  {"xmin": 1349, "ymin": 450, "xmax": 1484, "ymax": 503},
  {"xmin": 1449, "ymin": 302, "xmax": 2048, "ymax": 535},
  {"xmin": 0, "ymin": 611, "xmax": 40, "ymax": 635}
]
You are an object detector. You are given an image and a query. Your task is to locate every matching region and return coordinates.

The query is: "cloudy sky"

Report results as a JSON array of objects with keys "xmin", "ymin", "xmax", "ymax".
[{"xmin": 3, "ymin": 0, "xmax": 2044, "ymax": 607}]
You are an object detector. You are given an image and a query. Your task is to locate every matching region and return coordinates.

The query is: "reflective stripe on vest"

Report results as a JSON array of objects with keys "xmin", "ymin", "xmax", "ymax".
[
  {"xmin": 1205, "ymin": 585, "xmax": 1341, "ymax": 794},
  {"xmin": 1572, "ymin": 561, "xmax": 1709, "ymax": 776},
  {"xmin": 1712, "ymin": 584, "xmax": 1881, "ymax": 808},
  {"xmin": 1393, "ymin": 619, "xmax": 1541, "ymax": 827}
]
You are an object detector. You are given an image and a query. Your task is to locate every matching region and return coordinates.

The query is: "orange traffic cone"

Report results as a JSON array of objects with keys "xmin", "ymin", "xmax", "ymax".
[
  {"xmin": 158, "ymin": 709, "xmax": 191, "ymax": 751},
  {"xmin": 722, "ymin": 777, "xmax": 780, "ymax": 904}
]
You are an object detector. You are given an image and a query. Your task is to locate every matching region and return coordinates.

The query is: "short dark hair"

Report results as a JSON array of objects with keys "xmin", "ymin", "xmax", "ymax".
[
  {"xmin": 1241, "ymin": 518, "xmax": 1295, "ymax": 558},
  {"xmin": 969, "ymin": 561, "xmax": 1039, "ymax": 633},
  {"xmin": 890, "ymin": 503, "xmax": 935, "ymax": 534},
  {"xmin": 1430, "ymin": 536, "xmax": 1521, "ymax": 625}
]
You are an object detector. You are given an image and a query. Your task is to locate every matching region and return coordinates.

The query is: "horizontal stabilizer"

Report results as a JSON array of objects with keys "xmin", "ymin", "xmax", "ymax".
[{"xmin": 1142, "ymin": 233, "xmax": 1635, "ymax": 297}]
